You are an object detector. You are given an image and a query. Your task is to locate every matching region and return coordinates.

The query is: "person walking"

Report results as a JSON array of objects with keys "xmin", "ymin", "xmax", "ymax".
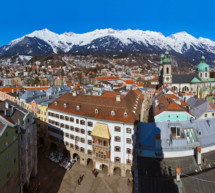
[{"xmin": 127, "ymin": 178, "xmax": 130, "ymax": 186}]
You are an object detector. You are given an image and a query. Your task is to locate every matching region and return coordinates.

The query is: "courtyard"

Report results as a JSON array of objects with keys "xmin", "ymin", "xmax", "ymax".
[{"xmin": 37, "ymin": 150, "xmax": 133, "ymax": 193}]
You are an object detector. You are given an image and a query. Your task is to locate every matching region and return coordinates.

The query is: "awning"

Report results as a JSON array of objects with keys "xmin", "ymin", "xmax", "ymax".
[{"xmin": 91, "ymin": 123, "xmax": 111, "ymax": 139}]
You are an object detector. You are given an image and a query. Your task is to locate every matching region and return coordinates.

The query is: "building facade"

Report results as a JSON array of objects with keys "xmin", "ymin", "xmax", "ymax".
[
  {"xmin": 46, "ymin": 90, "xmax": 143, "ymax": 176},
  {"xmin": 0, "ymin": 123, "xmax": 19, "ymax": 193}
]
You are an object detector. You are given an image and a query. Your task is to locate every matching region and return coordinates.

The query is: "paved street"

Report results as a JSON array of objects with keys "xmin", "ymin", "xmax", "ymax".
[{"xmin": 37, "ymin": 151, "xmax": 132, "ymax": 193}]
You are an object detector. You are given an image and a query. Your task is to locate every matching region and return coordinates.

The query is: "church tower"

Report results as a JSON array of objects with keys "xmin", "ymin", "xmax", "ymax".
[
  {"xmin": 162, "ymin": 51, "xmax": 172, "ymax": 87},
  {"xmin": 197, "ymin": 56, "xmax": 210, "ymax": 80}
]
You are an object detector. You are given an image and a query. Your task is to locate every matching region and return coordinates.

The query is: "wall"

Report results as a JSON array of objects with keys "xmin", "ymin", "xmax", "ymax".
[
  {"xmin": 0, "ymin": 126, "xmax": 19, "ymax": 193},
  {"xmin": 155, "ymin": 111, "xmax": 193, "ymax": 122}
]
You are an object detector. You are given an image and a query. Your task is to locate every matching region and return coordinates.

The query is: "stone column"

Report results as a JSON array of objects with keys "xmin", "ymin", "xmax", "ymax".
[
  {"xmin": 80, "ymin": 156, "xmax": 87, "ymax": 166},
  {"xmin": 121, "ymin": 168, "xmax": 126, "ymax": 177}
]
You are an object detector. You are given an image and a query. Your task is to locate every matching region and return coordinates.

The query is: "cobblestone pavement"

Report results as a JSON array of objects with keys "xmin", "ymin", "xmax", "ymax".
[{"xmin": 38, "ymin": 151, "xmax": 132, "ymax": 193}]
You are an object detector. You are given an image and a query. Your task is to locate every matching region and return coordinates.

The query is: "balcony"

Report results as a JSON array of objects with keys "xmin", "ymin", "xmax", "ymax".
[
  {"xmin": 93, "ymin": 156, "xmax": 110, "ymax": 163},
  {"xmin": 92, "ymin": 143, "xmax": 110, "ymax": 151}
]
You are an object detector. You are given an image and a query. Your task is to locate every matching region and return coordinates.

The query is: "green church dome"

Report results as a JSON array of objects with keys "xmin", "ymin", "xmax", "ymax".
[
  {"xmin": 163, "ymin": 51, "xmax": 171, "ymax": 64},
  {"xmin": 197, "ymin": 56, "xmax": 210, "ymax": 72}
]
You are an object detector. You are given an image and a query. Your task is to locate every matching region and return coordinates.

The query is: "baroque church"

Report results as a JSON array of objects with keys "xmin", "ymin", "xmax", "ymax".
[{"xmin": 159, "ymin": 51, "xmax": 215, "ymax": 95}]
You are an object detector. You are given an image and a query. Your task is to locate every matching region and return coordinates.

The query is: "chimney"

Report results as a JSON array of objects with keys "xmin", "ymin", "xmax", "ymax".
[
  {"xmin": 73, "ymin": 91, "xmax": 77, "ymax": 96},
  {"xmin": 116, "ymin": 94, "xmax": 121, "ymax": 102},
  {"xmin": 5, "ymin": 102, "xmax": 9, "ymax": 109}
]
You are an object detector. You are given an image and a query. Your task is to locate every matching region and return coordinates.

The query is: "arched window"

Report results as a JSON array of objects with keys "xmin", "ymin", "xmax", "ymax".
[
  {"xmin": 182, "ymin": 86, "xmax": 189, "ymax": 92},
  {"xmin": 205, "ymin": 67, "xmax": 207, "ymax": 71},
  {"xmin": 205, "ymin": 73, "xmax": 207, "ymax": 78},
  {"xmin": 166, "ymin": 67, "xmax": 169, "ymax": 74},
  {"xmin": 172, "ymin": 86, "xmax": 178, "ymax": 91}
]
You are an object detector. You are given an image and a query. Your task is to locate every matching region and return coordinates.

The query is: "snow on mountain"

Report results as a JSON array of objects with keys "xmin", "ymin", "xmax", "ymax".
[{"xmin": 2, "ymin": 28, "xmax": 215, "ymax": 59}]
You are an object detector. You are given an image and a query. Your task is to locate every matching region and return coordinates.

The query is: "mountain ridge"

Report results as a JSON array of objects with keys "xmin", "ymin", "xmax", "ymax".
[{"xmin": 1, "ymin": 28, "xmax": 215, "ymax": 65}]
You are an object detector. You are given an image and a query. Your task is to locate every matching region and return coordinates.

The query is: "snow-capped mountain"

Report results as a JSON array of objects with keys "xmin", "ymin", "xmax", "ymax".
[{"xmin": 1, "ymin": 28, "xmax": 215, "ymax": 65}]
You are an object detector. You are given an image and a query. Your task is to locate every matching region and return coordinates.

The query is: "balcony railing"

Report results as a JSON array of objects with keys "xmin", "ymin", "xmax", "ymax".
[
  {"xmin": 92, "ymin": 143, "xmax": 110, "ymax": 151},
  {"xmin": 93, "ymin": 156, "xmax": 110, "ymax": 163}
]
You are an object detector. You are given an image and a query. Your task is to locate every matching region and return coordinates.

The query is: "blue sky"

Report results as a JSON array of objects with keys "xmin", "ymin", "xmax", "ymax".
[{"xmin": 0, "ymin": 0, "xmax": 215, "ymax": 46}]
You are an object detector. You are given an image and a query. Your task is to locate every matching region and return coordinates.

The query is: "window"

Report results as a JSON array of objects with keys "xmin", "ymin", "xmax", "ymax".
[
  {"xmin": 65, "ymin": 141, "xmax": 69, "ymax": 146},
  {"xmin": 115, "ymin": 136, "xmax": 121, "ymax": 142},
  {"xmin": 75, "ymin": 145, "xmax": 79, "ymax": 150},
  {"xmin": 60, "ymin": 115, "xmax": 64, "ymax": 120},
  {"xmin": 70, "ymin": 126, "xmax": 74, "ymax": 131},
  {"xmin": 124, "ymin": 112, "xmax": 127, "ymax": 117},
  {"xmin": 64, "ymin": 103, "xmax": 68, "ymax": 108},
  {"xmin": 70, "ymin": 117, "xmax": 74, "ymax": 122},
  {"xmin": 126, "ymin": 128, "xmax": 131, "ymax": 134},
  {"xmin": 80, "ymin": 147, "xmax": 85, "ymax": 152},
  {"xmin": 75, "ymin": 136, "xmax": 79, "ymax": 141},
  {"xmin": 65, "ymin": 125, "xmax": 69, "ymax": 129},
  {"xmin": 88, "ymin": 131, "xmax": 92, "ymax": 135},
  {"xmin": 171, "ymin": 127, "xmax": 181, "ymax": 138},
  {"xmin": 114, "ymin": 126, "xmax": 121, "ymax": 132},
  {"xmin": 76, "ymin": 105, "xmax": 80, "ymax": 111},
  {"xmin": 81, "ymin": 129, "xmax": 85, "ymax": 134},
  {"xmin": 115, "ymin": 157, "xmax": 121, "ymax": 163},
  {"xmin": 88, "ymin": 122, "xmax": 93, "ymax": 127},
  {"xmin": 126, "ymin": 138, "xmax": 131, "ymax": 144},
  {"xmin": 70, "ymin": 135, "xmax": 74, "ymax": 139},
  {"xmin": 76, "ymin": 119, "xmax": 79, "ymax": 124},
  {"xmin": 60, "ymin": 123, "xmax": 64, "ymax": 128},
  {"xmin": 65, "ymin": 116, "xmax": 69, "ymax": 121},
  {"xmin": 65, "ymin": 133, "xmax": 69, "ymax": 137},
  {"xmin": 212, "ymin": 113, "xmax": 214, "ymax": 117},
  {"xmin": 81, "ymin": 138, "xmax": 85, "ymax": 143},
  {"xmin": 166, "ymin": 67, "xmax": 169, "ymax": 74},
  {"xmin": 127, "ymin": 148, "xmax": 131, "ymax": 154},
  {"xmin": 205, "ymin": 73, "xmax": 207, "ymax": 78},
  {"xmin": 115, "ymin": 146, "xmax": 121, "ymax": 152},
  {"xmin": 75, "ymin": 127, "xmax": 79, "ymax": 132},
  {"xmin": 205, "ymin": 114, "xmax": 207, "ymax": 118},
  {"xmin": 88, "ymin": 150, "xmax": 92, "ymax": 155},
  {"xmin": 80, "ymin": 120, "xmax": 85, "ymax": 125},
  {"xmin": 95, "ymin": 109, "xmax": 99, "ymax": 114},
  {"xmin": 111, "ymin": 110, "xmax": 115, "ymax": 116},
  {"xmin": 88, "ymin": 140, "xmax": 92, "ymax": 145},
  {"xmin": 70, "ymin": 144, "xmax": 74, "ymax": 148}
]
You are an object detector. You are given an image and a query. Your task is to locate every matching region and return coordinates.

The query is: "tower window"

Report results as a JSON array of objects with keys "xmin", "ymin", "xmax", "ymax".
[
  {"xmin": 166, "ymin": 67, "xmax": 169, "ymax": 74},
  {"xmin": 205, "ymin": 67, "xmax": 207, "ymax": 71},
  {"xmin": 205, "ymin": 73, "xmax": 207, "ymax": 78}
]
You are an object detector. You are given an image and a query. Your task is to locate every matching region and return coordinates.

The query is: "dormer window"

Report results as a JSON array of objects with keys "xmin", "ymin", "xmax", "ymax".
[
  {"xmin": 54, "ymin": 101, "xmax": 58, "ymax": 106},
  {"xmin": 111, "ymin": 110, "xmax": 115, "ymax": 116},
  {"xmin": 95, "ymin": 109, "xmax": 99, "ymax": 114},
  {"xmin": 76, "ymin": 105, "xmax": 80, "ymax": 111},
  {"xmin": 64, "ymin": 103, "xmax": 68, "ymax": 108},
  {"xmin": 124, "ymin": 112, "xmax": 127, "ymax": 117}
]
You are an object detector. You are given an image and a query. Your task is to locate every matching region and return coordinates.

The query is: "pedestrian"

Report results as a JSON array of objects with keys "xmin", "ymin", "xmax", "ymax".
[{"xmin": 127, "ymin": 178, "xmax": 130, "ymax": 186}]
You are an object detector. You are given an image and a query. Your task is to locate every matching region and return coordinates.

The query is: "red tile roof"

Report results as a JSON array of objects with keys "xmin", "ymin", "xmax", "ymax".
[
  {"xmin": 125, "ymin": 80, "xmax": 134, "ymax": 84},
  {"xmin": 25, "ymin": 87, "xmax": 50, "ymax": 91},
  {"xmin": 154, "ymin": 94, "xmax": 189, "ymax": 116},
  {"xmin": 48, "ymin": 90, "xmax": 144, "ymax": 123},
  {"xmin": 0, "ymin": 87, "xmax": 22, "ymax": 93}
]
